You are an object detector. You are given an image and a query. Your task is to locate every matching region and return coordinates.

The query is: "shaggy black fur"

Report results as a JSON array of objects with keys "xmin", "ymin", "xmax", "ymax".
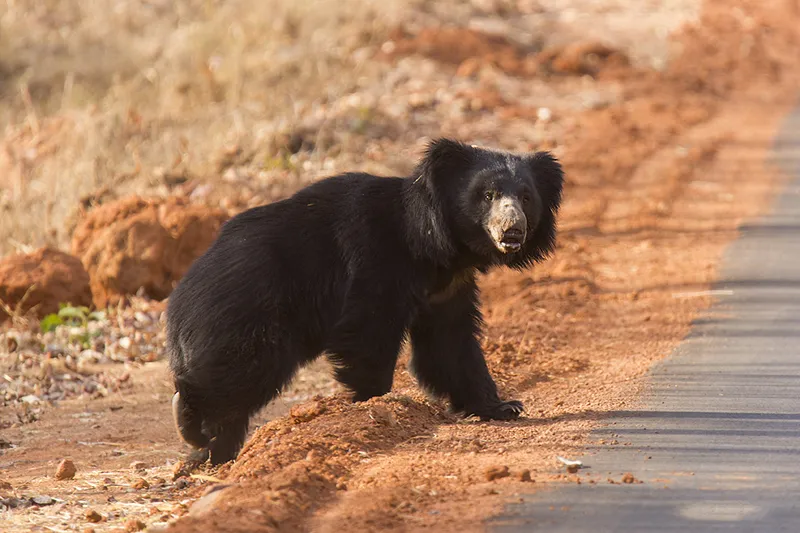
[{"xmin": 167, "ymin": 139, "xmax": 564, "ymax": 464}]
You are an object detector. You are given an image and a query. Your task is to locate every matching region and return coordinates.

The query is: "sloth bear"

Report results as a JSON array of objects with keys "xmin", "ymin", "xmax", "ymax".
[{"xmin": 167, "ymin": 139, "xmax": 564, "ymax": 464}]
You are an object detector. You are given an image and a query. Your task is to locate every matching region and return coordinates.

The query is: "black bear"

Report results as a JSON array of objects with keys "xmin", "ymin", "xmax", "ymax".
[{"xmin": 167, "ymin": 139, "xmax": 564, "ymax": 464}]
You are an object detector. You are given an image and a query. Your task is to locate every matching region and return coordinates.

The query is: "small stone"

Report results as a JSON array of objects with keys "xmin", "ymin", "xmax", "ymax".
[
  {"xmin": 85, "ymin": 509, "xmax": 103, "ymax": 522},
  {"xmin": 83, "ymin": 528, "xmax": 96, "ymax": 533},
  {"xmin": 132, "ymin": 478, "xmax": 150, "ymax": 490},
  {"xmin": 55, "ymin": 459, "xmax": 77, "ymax": 480},
  {"xmin": 189, "ymin": 485, "xmax": 232, "ymax": 518},
  {"xmin": 124, "ymin": 519, "xmax": 146, "ymax": 532},
  {"xmin": 31, "ymin": 495, "xmax": 55, "ymax": 506},
  {"xmin": 622, "ymin": 472, "xmax": 636, "ymax": 484},
  {"xmin": 130, "ymin": 461, "xmax": 147, "ymax": 471},
  {"xmin": 305, "ymin": 450, "xmax": 320, "ymax": 462},
  {"xmin": 0, "ymin": 479, "xmax": 12, "ymax": 491},
  {"xmin": 485, "ymin": 465, "xmax": 510, "ymax": 481},
  {"xmin": 175, "ymin": 477, "xmax": 191, "ymax": 490},
  {"xmin": 537, "ymin": 107, "xmax": 552, "ymax": 122},
  {"xmin": 516, "ymin": 469, "xmax": 533, "ymax": 482},
  {"xmin": 566, "ymin": 464, "xmax": 580, "ymax": 474},
  {"xmin": 290, "ymin": 400, "xmax": 326, "ymax": 423}
]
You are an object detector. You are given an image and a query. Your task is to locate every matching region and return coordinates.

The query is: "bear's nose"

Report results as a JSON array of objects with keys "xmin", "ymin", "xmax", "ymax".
[{"xmin": 487, "ymin": 196, "xmax": 527, "ymax": 254}]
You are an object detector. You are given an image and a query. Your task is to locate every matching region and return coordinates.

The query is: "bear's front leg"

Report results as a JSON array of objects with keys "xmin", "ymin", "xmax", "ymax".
[{"xmin": 409, "ymin": 279, "xmax": 524, "ymax": 421}]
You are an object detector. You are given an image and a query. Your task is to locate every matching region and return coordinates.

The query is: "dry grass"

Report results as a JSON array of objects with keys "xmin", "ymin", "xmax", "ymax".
[
  {"xmin": 0, "ymin": 0, "xmax": 700, "ymax": 258},
  {"xmin": 0, "ymin": 0, "xmax": 406, "ymax": 256}
]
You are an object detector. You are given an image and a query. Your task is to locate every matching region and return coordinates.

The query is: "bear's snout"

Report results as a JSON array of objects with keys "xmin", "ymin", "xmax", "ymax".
[{"xmin": 487, "ymin": 197, "xmax": 527, "ymax": 253}]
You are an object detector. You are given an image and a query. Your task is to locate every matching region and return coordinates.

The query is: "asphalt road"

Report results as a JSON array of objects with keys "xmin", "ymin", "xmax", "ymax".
[{"xmin": 490, "ymin": 106, "xmax": 800, "ymax": 533}]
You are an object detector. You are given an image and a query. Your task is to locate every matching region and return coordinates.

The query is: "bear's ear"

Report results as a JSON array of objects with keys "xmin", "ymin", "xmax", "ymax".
[
  {"xmin": 507, "ymin": 151, "xmax": 564, "ymax": 270},
  {"xmin": 526, "ymin": 151, "xmax": 564, "ymax": 214},
  {"xmin": 416, "ymin": 138, "xmax": 476, "ymax": 187}
]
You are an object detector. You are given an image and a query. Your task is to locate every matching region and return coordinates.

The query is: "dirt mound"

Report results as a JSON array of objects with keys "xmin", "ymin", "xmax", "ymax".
[
  {"xmin": 0, "ymin": 247, "xmax": 91, "ymax": 322},
  {"xmin": 538, "ymin": 41, "xmax": 630, "ymax": 76},
  {"xmin": 384, "ymin": 26, "xmax": 539, "ymax": 77},
  {"xmin": 169, "ymin": 394, "xmax": 449, "ymax": 533},
  {"xmin": 71, "ymin": 196, "xmax": 228, "ymax": 307},
  {"xmin": 382, "ymin": 27, "xmax": 629, "ymax": 78}
]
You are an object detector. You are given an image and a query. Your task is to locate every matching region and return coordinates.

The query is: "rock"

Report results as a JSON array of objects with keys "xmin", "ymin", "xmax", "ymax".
[
  {"xmin": 55, "ymin": 459, "xmax": 77, "ymax": 480},
  {"xmin": 85, "ymin": 509, "xmax": 103, "ymax": 522},
  {"xmin": 171, "ymin": 451, "xmax": 208, "ymax": 480},
  {"xmin": 485, "ymin": 465, "xmax": 510, "ymax": 481},
  {"xmin": 171, "ymin": 461, "xmax": 190, "ymax": 481},
  {"xmin": 567, "ymin": 464, "xmax": 580, "ymax": 474},
  {"xmin": 71, "ymin": 196, "xmax": 228, "ymax": 307},
  {"xmin": 516, "ymin": 469, "xmax": 533, "ymax": 482},
  {"xmin": 31, "ymin": 495, "xmax": 56, "ymax": 506},
  {"xmin": 130, "ymin": 461, "xmax": 148, "ymax": 472},
  {"xmin": 0, "ymin": 247, "xmax": 92, "ymax": 322},
  {"xmin": 0, "ymin": 479, "xmax": 12, "ymax": 491},
  {"xmin": 189, "ymin": 484, "xmax": 233, "ymax": 517},
  {"xmin": 621, "ymin": 472, "xmax": 636, "ymax": 484},
  {"xmin": 290, "ymin": 400, "xmax": 327, "ymax": 423},
  {"xmin": 132, "ymin": 478, "xmax": 150, "ymax": 490},
  {"xmin": 2, "ymin": 497, "xmax": 31, "ymax": 509},
  {"xmin": 124, "ymin": 519, "xmax": 147, "ymax": 532}
]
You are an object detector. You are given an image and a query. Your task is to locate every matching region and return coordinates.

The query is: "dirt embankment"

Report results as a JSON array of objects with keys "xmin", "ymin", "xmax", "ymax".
[{"xmin": 165, "ymin": 1, "xmax": 800, "ymax": 532}]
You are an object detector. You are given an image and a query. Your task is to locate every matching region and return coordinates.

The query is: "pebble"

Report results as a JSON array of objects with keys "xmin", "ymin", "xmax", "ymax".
[
  {"xmin": 124, "ymin": 519, "xmax": 147, "ymax": 532},
  {"xmin": 516, "ymin": 469, "xmax": 533, "ymax": 482},
  {"xmin": 55, "ymin": 459, "xmax": 77, "ymax": 480},
  {"xmin": 188, "ymin": 485, "xmax": 232, "ymax": 517},
  {"xmin": 85, "ymin": 509, "xmax": 103, "ymax": 522},
  {"xmin": 31, "ymin": 495, "xmax": 56, "ymax": 506},
  {"xmin": 485, "ymin": 465, "xmax": 510, "ymax": 481},
  {"xmin": 132, "ymin": 478, "xmax": 150, "ymax": 490}
]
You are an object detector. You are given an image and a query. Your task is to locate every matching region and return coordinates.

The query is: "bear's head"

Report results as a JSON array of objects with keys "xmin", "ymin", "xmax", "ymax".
[{"xmin": 408, "ymin": 138, "xmax": 564, "ymax": 270}]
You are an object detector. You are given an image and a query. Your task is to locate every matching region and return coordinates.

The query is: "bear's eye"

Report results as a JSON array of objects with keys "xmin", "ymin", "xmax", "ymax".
[
  {"xmin": 484, "ymin": 191, "xmax": 494, "ymax": 201},
  {"xmin": 521, "ymin": 194, "xmax": 530, "ymax": 204}
]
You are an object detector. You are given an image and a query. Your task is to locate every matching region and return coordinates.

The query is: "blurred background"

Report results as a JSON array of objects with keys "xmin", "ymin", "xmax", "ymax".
[{"xmin": 0, "ymin": 0, "xmax": 697, "ymax": 257}]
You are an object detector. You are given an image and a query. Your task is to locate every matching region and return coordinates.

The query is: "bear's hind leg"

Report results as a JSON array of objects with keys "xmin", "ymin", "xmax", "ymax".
[
  {"xmin": 172, "ymin": 391, "xmax": 209, "ymax": 449},
  {"xmin": 206, "ymin": 416, "xmax": 250, "ymax": 465}
]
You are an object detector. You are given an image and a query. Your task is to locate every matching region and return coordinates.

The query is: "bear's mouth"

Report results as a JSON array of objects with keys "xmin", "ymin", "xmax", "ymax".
[{"xmin": 496, "ymin": 229, "xmax": 524, "ymax": 253}]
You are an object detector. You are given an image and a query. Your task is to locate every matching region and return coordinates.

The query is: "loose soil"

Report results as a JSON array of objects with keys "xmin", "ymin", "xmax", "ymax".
[{"xmin": 2, "ymin": 0, "xmax": 800, "ymax": 532}]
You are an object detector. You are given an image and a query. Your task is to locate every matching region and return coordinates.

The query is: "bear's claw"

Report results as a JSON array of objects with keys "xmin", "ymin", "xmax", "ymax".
[{"xmin": 468, "ymin": 400, "xmax": 524, "ymax": 421}]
